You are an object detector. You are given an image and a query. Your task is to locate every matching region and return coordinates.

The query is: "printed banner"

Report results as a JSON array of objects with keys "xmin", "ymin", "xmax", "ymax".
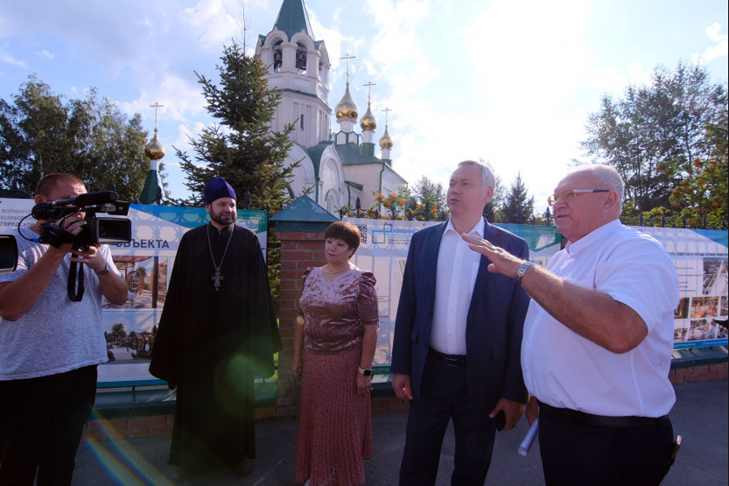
[{"xmin": 344, "ymin": 218, "xmax": 728, "ymax": 370}]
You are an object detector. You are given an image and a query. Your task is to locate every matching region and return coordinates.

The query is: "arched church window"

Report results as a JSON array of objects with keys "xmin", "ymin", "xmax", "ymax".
[
  {"xmin": 273, "ymin": 40, "xmax": 283, "ymax": 72},
  {"xmin": 296, "ymin": 42, "xmax": 307, "ymax": 72},
  {"xmin": 325, "ymin": 189, "xmax": 337, "ymax": 214}
]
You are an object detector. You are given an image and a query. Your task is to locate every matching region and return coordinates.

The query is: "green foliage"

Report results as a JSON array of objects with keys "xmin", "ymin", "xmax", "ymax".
[
  {"xmin": 0, "ymin": 76, "xmax": 150, "ymax": 200},
  {"xmin": 176, "ymin": 41, "xmax": 295, "ymax": 214},
  {"xmin": 483, "ymin": 175, "xmax": 505, "ymax": 222},
  {"xmin": 501, "ymin": 173, "xmax": 535, "ymax": 223},
  {"xmin": 369, "ymin": 177, "xmax": 449, "ymax": 221},
  {"xmin": 412, "ymin": 176, "xmax": 448, "ymax": 221},
  {"xmin": 583, "ymin": 62, "xmax": 727, "ymax": 227}
]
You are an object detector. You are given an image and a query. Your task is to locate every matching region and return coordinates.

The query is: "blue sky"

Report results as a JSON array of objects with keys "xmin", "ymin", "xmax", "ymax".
[{"xmin": 1, "ymin": 0, "xmax": 727, "ymax": 209}]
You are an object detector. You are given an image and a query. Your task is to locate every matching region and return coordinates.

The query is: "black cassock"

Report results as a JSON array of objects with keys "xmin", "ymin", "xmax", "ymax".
[{"xmin": 150, "ymin": 223, "xmax": 280, "ymax": 471}]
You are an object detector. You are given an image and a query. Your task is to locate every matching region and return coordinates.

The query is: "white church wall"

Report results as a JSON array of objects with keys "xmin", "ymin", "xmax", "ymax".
[
  {"xmin": 286, "ymin": 144, "xmax": 316, "ymax": 197},
  {"xmin": 382, "ymin": 167, "xmax": 408, "ymax": 201},
  {"xmin": 318, "ymin": 147, "xmax": 346, "ymax": 212},
  {"xmin": 271, "ymin": 91, "xmax": 329, "ymax": 147},
  {"xmin": 342, "ymin": 164, "xmax": 381, "ymax": 210}
]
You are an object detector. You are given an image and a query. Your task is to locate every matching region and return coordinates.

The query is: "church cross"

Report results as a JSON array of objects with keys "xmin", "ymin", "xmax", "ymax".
[
  {"xmin": 150, "ymin": 102, "xmax": 164, "ymax": 131},
  {"xmin": 382, "ymin": 107, "xmax": 392, "ymax": 126},
  {"xmin": 212, "ymin": 269, "xmax": 224, "ymax": 292},
  {"xmin": 340, "ymin": 53, "xmax": 357, "ymax": 84},
  {"xmin": 363, "ymin": 81, "xmax": 376, "ymax": 103},
  {"xmin": 242, "ymin": 3, "xmax": 248, "ymax": 53}
]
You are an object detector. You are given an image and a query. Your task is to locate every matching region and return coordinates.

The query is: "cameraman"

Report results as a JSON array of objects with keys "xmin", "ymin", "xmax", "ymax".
[{"xmin": 0, "ymin": 173, "xmax": 127, "ymax": 485}]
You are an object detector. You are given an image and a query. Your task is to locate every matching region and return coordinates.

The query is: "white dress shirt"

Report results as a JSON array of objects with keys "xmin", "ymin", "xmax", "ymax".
[
  {"xmin": 430, "ymin": 218, "xmax": 485, "ymax": 355},
  {"xmin": 522, "ymin": 219, "xmax": 680, "ymax": 417}
]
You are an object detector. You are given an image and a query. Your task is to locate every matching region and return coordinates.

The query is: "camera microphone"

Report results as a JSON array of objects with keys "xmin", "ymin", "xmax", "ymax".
[
  {"xmin": 31, "ymin": 192, "xmax": 120, "ymax": 220},
  {"xmin": 74, "ymin": 191, "xmax": 118, "ymax": 206}
]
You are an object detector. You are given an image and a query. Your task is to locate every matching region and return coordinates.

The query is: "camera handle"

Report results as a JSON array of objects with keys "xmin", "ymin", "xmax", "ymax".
[{"xmin": 68, "ymin": 258, "xmax": 85, "ymax": 302}]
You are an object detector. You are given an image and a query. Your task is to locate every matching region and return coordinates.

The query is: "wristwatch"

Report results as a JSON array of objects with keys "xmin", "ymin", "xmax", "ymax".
[
  {"xmin": 358, "ymin": 367, "xmax": 373, "ymax": 377},
  {"xmin": 516, "ymin": 261, "xmax": 534, "ymax": 282}
]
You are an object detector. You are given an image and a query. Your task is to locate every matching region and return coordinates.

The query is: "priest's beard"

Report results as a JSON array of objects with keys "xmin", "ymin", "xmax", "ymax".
[{"xmin": 209, "ymin": 209, "xmax": 236, "ymax": 227}]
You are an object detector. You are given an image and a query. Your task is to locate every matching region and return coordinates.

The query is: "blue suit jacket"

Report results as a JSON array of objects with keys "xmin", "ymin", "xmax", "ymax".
[{"xmin": 391, "ymin": 220, "xmax": 530, "ymax": 406}]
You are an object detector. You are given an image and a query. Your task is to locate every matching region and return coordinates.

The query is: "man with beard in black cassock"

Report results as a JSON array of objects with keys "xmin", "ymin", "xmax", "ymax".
[{"xmin": 150, "ymin": 176, "xmax": 280, "ymax": 479}]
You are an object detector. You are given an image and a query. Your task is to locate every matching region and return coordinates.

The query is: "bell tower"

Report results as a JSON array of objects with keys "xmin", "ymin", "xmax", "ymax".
[{"xmin": 256, "ymin": 0, "xmax": 331, "ymax": 147}]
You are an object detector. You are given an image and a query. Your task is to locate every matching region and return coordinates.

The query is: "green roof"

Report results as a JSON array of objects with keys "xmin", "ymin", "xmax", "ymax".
[
  {"xmin": 271, "ymin": 195, "xmax": 337, "ymax": 223},
  {"xmin": 138, "ymin": 170, "xmax": 162, "ymax": 204},
  {"xmin": 273, "ymin": 0, "xmax": 314, "ymax": 40},
  {"xmin": 335, "ymin": 143, "xmax": 381, "ymax": 166}
]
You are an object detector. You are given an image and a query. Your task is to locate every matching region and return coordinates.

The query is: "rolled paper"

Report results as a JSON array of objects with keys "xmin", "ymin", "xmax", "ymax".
[{"xmin": 518, "ymin": 419, "xmax": 539, "ymax": 456}]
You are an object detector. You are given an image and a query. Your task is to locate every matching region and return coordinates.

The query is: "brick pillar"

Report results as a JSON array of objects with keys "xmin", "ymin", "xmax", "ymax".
[{"xmin": 275, "ymin": 230, "xmax": 327, "ymax": 416}]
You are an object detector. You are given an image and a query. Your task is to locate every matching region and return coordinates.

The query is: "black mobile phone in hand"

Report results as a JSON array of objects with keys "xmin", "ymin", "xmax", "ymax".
[{"xmin": 493, "ymin": 410, "xmax": 506, "ymax": 431}]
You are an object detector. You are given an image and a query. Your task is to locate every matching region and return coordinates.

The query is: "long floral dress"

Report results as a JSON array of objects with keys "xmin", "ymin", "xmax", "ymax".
[{"xmin": 295, "ymin": 267, "xmax": 379, "ymax": 486}]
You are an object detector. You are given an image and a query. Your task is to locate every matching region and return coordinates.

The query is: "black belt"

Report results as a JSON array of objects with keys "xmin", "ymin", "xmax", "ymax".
[
  {"xmin": 428, "ymin": 347, "xmax": 466, "ymax": 367},
  {"xmin": 538, "ymin": 401, "xmax": 669, "ymax": 429}
]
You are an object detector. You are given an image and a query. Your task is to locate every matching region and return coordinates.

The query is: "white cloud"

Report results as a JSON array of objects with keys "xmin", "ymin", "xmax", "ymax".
[
  {"xmin": 352, "ymin": 0, "xmax": 592, "ymax": 210},
  {"xmin": 694, "ymin": 22, "xmax": 728, "ymax": 65},
  {"xmin": 182, "ymin": 0, "xmax": 246, "ymax": 50},
  {"xmin": 591, "ymin": 62, "xmax": 652, "ymax": 97},
  {"xmin": 174, "ymin": 121, "xmax": 206, "ymax": 151},
  {"xmin": 0, "ymin": 51, "xmax": 26, "ymax": 68},
  {"xmin": 36, "ymin": 49, "xmax": 54, "ymax": 60},
  {"xmin": 308, "ymin": 8, "xmax": 363, "ymax": 87},
  {"xmin": 118, "ymin": 74, "xmax": 206, "ymax": 123}
]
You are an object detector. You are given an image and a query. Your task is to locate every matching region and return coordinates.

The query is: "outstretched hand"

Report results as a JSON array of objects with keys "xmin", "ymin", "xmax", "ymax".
[{"xmin": 461, "ymin": 233, "xmax": 524, "ymax": 279}]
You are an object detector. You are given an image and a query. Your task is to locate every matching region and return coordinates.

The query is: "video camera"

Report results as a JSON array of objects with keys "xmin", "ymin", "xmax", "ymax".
[
  {"xmin": 0, "ymin": 191, "xmax": 133, "ymax": 300},
  {"xmin": 31, "ymin": 191, "xmax": 132, "ymax": 251},
  {"xmin": 0, "ymin": 235, "xmax": 18, "ymax": 273}
]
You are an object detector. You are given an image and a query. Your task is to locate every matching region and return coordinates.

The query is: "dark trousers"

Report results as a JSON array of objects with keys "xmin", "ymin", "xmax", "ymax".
[
  {"xmin": 0, "ymin": 365, "xmax": 97, "ymax": 486},
  {"xmin": 538, "ymin": 404, "xmax": 675, "ymax": 486},
  {"xmin": 399, "ymin": 354, "xmax": 497, "ymax": 486}
]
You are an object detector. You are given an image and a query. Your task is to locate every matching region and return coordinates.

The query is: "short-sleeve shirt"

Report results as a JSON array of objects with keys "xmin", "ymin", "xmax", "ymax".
[
  {"xmin": 521, "ymin": 220, "xmax": 680, "ymax": 417},
  {"xmin": 0, "ymin": 227, "xmax": 120, "ymax": 380}
]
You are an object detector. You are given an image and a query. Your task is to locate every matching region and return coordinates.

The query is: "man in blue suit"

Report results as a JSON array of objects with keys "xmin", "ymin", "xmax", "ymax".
[{"xmin": 391, "ymin": 160, "xmax": 530, "ymax": 485}]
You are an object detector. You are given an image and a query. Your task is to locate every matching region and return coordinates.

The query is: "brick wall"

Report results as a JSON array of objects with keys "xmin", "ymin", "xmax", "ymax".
[
  {"xmin": 669, "ymin": 361, "xmax": 728, "ymax": 384},
  {"xmin": 275, "ymin": 230, "xmax": 327, "ymax": 416}
]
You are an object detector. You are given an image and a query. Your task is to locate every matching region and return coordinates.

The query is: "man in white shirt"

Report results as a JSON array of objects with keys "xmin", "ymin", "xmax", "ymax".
[
  {"xmin": 392, "ymin": 161, "xmax": 531, "ymax": 485},
  {"xmin": 465, "ymin": 164, "xmax": 679, "ymax": 486},
  {"xmin": 0, "ymin": 173, "xmax": 128, "ymax": 485}
]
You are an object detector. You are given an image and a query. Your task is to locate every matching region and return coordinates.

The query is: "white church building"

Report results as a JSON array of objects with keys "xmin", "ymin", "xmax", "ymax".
[{"xmin": 255, "ymin": 0, "xmax": 407, "ymax": 214}]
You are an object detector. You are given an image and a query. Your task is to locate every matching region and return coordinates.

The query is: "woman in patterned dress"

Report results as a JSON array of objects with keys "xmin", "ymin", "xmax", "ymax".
[{"xmin": 294, "ymin": 221, "xmax": 379, "ymax": 486}]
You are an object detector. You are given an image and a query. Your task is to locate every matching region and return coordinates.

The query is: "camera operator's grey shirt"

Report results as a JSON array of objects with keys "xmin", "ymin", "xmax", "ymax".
[{"xmin": 0, "ymin": 227, "xmax": 120, "ymax": 380}]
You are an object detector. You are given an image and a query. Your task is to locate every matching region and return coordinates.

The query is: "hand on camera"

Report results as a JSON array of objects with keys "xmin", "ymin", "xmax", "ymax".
[{"xmin": 73, "ymin": 246, "xmax": 106, "ymax": 273}]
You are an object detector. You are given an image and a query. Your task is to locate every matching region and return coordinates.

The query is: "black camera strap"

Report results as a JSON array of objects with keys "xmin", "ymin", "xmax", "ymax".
[{"xmin": 68, "ymin": 258, "xmax": 85, "ymax": 302}]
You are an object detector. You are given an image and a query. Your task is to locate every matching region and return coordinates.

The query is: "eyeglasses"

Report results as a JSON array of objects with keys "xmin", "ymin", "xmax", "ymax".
[{"xmin": 548, "ymin": 189, "xmax": 610, "ymax": 207}]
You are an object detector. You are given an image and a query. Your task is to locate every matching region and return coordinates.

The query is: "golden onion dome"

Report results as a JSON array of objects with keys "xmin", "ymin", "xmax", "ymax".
[
  {"xmin": 144, "ymin": 130, "xmax": 165, "ymax": 160},
  {"xmin": 335, "ymin": 82, "xmax": 358, "ymax": 122},
  {"xmin": 360, "ymin": 102, "xmax": 377, "ymax": 132},
  {"xmin": 379, "ymin": 126, "xmax": 393, "ymax": 150}
]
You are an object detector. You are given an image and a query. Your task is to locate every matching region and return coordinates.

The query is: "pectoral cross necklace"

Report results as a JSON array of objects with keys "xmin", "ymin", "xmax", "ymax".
[{"xmin": 207, "ymin": 224, "xmax": 234, "ymax": 291}]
